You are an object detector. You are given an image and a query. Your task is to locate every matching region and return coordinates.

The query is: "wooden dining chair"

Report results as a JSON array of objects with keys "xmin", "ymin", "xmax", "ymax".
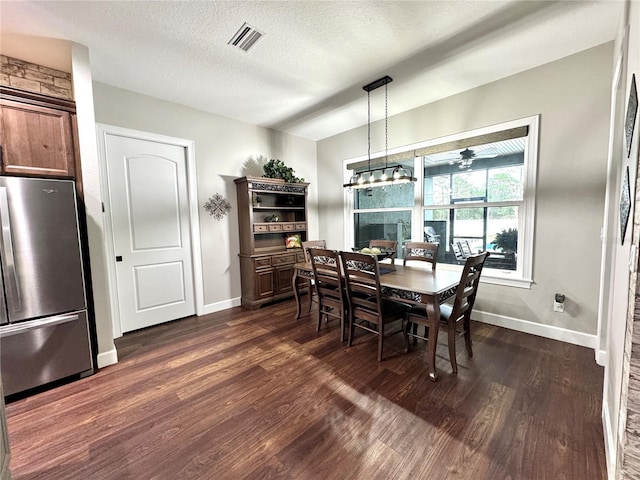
[
  {"xmin": 403, "ymin": 251, "xmax": 489, "ymax": 373},
  {"xmin": 302, "ymin": 240, "xmax": 326, "ymax": 312},
  {"xmin": 369, "ymin": 239, "xmax": 398, "ymax": 262},
  {"xmin": 403, "ymin": 241, "xmax": 439, "ymax": 340},
  {"xmin": 309, "ymin": 248, "xmax": 347, "ymax": 341},
  {"xmin": 403, "ymin": 242, "xmax": 439, "ymax": 270},
  {"xmin": 340, "ymin": 251, "xmax": 410, "ymax": 361}
]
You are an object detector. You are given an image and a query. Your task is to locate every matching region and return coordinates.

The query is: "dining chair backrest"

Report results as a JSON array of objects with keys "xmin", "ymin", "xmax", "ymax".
[
  {"xmin": 309, "ymin": 248, "xmax": 347, "ymax": 339},
  {"xmin": 309, "ymin": 248, "xmax": 342, "ymax": 301},
  {"xmin": 340, "ymin": 251, "xmax": 383, "ymax": 323},
  {"xmin": 369, "ymin": 239, "xmax": 397, "ymax": 262},
  {"xmin": 302, "ymin": 240, "xmax": 326, "ymax": 263},
  {"xmin": 403, "ymin": 242, "xmax": 439, "ymax": 270},
  {"xmin": 450, "ymin": 252, "xmax": 489, "ymax": 325}
]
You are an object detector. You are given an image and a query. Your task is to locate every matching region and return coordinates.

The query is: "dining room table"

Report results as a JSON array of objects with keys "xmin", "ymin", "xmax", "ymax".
[{"xmin": 292, "ymin": 260, "xmax": 461, "ymax": 381}]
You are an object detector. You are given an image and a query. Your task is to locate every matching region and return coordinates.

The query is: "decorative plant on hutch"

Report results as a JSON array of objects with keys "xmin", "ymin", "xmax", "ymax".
[{"xmin": 263, "ymin": 159, "xmax": 304, "ymax": 183}]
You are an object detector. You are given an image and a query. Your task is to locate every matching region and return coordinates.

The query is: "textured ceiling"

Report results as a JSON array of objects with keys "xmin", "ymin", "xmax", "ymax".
[{"xmin": 0, "ymin": 1, "xmax": 624, "ymax": 141}]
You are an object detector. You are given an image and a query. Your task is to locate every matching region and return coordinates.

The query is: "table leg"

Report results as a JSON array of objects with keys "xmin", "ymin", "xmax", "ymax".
[
  {"xmin": 292, "ymin": 268, "xmax": 302, "ymax": 319},
  {"xmin": 425, "ymin": 296, "xmax": 440, "ymax": 381}
]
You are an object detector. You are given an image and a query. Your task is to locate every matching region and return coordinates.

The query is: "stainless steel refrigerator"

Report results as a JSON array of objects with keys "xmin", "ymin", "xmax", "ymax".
[{"xmin": 0, "ymin": 176, "xmax": 94, "ymax": 397}]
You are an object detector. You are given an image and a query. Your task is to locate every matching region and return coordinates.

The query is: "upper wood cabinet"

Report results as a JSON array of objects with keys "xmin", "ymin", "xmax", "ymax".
[{"xmin": 0, "ymin": 86, "xmax": 79, "ymax": 181}]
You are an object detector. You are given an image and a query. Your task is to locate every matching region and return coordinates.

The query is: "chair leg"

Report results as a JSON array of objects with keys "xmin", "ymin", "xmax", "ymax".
[
  {"xmin": 447, "ymin": 322, "xmax": 458, "ymax": 374},
  {"xmin": 464, "ymin": 316, "xmax": 473, "ymax": 357},
  {"xmin": 347, "ymin": 313, "xmax": 355, "ymax": 347},
  {"xmin": 412, "ymin": 322, "xmax": 418, "ymax": 345},
  {"xmin": 316, "ymin": 304, "xmax": 324, "ymax": 332},
  {"xmin": 340, "ymin": 308, "xmax": 347, "ymax": 342},
  {"xmin": 402, "ymin": 318, "xmax": 411, "ymax": 353},
  {"xmin": 377, "ymin": 323, "xmax": 384, "ymax": 362},
  {"xmin": 307, "ymin": 279, "xmax": 313, "ymax": 312}
]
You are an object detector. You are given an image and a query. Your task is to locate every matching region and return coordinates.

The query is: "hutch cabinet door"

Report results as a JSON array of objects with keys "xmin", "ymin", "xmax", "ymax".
[
  {"xmin": 255, "ymin": 269, "xmax": 275, "ymax": 298},
  {"xmin": 0, "ymin": 99, "xmax": 76, "ymax": 178},
  {"xmin": 275, "ymin": 265, "xmax": 295, "ymax": 294}
]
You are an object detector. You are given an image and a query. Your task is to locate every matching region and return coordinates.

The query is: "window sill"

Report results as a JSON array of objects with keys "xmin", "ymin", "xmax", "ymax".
[
  {"xmin": 435, "ymin": 262, "xmax": 532, "ymax": 289},
  {"xmin": 481, "ymin": 271, "xmax": 532, "ymax": 289}
]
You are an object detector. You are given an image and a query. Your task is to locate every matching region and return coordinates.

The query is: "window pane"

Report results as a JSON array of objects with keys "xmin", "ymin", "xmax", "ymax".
[
  {"xmin": 354, "ymin": 182, "xmax": 414, "ymax": 209},
  {"xmin": 452, "ymin": 171, "xmax": 486, "ymax": 201},
  {"xmin": 451, "ymin": 207, "xmax": 485, "ymax": 253},
  {"xmin": 424, "ymin": 175, "xmax": 450, "ymax": 206},
  {"xmin": 486, "ymin": 206, "xmax": 518, "ymax": 271},
  {"xmin": 354, "ymin": 211, "xmax": 411, "ymax": 258},
  {"xmin": 488, "ymin": 166, "xmax": 524, "ymax": 202},
  {"xmin": 424, "ymin": 209, "xmax": 449, "ymax": 262},
  {"xmin": 424, "ymin": 206, "xmax": 519, "ymax": 270},
  {"xmin": 487, "ymin": 206, "xmax": 519, "ymax": 252},
  {"xmin": 353, "ymin": 159, "xmax": 414, "ymax": 209}
]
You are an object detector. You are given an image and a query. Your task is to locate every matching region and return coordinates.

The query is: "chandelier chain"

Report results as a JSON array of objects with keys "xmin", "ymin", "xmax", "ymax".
[
  {"xmin": 367, "ymin": 90, "xmax": 371, "ymax": 170},
  {"xmin": 385, "ymin": 82, "xmax": 388, "ymax": 166}
]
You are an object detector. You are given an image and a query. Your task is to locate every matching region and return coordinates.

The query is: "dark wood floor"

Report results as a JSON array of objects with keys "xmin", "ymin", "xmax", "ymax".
[{"xmin": 6, "ymin": 298, "xmax": 606, "ymax": 479}]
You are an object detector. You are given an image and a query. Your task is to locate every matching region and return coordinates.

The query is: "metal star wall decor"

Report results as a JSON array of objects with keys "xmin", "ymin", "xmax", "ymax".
[{"xmin": 203, "ymin": 193, "xmax": 232, "ymax": 220}]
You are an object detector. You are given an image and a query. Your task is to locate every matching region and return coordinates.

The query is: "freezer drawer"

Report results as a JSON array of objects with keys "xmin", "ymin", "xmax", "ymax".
[{"xmin": 0, "ymin": 311, "xmax": 93, "ymax": 396}]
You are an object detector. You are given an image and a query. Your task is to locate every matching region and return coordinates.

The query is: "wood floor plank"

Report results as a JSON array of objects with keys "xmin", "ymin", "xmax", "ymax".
[{"xmin": 5, "ymin": 299, "xmax": 607, "ymax": 479}]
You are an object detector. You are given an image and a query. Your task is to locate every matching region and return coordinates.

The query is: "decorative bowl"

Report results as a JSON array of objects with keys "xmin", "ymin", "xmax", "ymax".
[{"xmin": 352, "ymin": 247, "xmax": 395, "ymax": 261}]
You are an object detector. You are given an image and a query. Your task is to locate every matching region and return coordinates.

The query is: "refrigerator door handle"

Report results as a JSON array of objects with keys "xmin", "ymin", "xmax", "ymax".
[
  {"xmin": 0, "ymin": 269, "xmax": 6, "ymax": 326},
  {"xmin": 0, "ymin": 187, "xmax": 21, "ymax": 312}
]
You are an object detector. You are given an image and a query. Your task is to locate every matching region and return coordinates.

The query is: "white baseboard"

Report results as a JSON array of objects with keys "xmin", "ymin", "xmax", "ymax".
[
  {"xmin": 96, "ymin": 347, "xmax": 118, "ymax": 369},
  {"xmin": 202, "ymin": 297, "xmax": 242, "ymax": 315},
  {"xmin": 602, "ymin": 400, "xmax": 617, "ymax": 480},
  {"xmin": 473, "ymin": 310, "xmax": 597, "ymax": 349}
]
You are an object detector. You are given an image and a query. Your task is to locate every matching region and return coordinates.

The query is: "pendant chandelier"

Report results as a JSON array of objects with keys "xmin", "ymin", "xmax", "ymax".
[{"xmin": 344, "ymin": 76, "xmax": 417, "ymax": 189}]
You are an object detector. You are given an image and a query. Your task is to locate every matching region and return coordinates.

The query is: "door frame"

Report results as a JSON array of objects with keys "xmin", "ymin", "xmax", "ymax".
[{"xmin": 96, "ymin": 124, "xmax": 204, "ymax": 338}]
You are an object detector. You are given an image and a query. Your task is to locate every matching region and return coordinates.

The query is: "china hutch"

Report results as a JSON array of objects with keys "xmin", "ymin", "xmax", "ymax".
[{"xmin": 235, "ymin": 176, "xmax": 309, "ymax": 309}]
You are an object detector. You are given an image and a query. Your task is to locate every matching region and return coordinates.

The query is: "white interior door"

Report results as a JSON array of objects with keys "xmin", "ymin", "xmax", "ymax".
[{"xmin": 105, "ymin": 134, "xmax": 195, "ymax": 333}]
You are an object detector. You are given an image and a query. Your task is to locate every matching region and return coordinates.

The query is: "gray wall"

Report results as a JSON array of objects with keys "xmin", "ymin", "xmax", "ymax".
[
  {"xmin": 317, "ymin": 42, "xmax": 613, "ymax": 337},
  {"xmin": 92, "ymin": 82, "xmax": 318, "ymax": 311}
]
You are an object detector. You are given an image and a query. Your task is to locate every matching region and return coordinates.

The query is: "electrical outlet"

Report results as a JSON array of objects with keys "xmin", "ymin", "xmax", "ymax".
[{"xmin": 554, "ymin": 301, "xmax": 564, "ymax": 313}]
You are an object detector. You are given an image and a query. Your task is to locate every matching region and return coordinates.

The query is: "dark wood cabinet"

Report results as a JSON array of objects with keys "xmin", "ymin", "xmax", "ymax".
[
  {"xmin": 255, "ymin": 268, "xmax": 275, "ymax": 298},
  {"xmin": 275, "ymin": 264, "xmax": 295, "ymax": 294},
  {"xmin": 0, "ymin": 86, "xmax": 81, "ymax": 191},
  {"xmin": 235, "ymin": 176, "xmax": 309, "ymax": 309}
]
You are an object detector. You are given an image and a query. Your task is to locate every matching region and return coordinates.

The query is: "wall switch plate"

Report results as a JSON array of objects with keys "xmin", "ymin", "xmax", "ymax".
[{"xmin": 554, "ymin": 301, "xmax": 564, "ymax": 313}]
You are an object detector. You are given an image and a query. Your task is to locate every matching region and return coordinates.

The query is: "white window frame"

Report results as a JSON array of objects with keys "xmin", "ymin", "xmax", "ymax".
[{"xmin": 344, "ymin": 115, "xmax": 538, "ymax": 289}]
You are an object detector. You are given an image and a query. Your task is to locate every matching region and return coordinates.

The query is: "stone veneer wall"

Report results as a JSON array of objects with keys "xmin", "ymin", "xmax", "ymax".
[
  {"xmin": 621, "ymin": 177, "xmax": 640, "ymax": 479},
  {"xmin": 0, "ymin": 55, "xmax": 72, "ymax": 100}
]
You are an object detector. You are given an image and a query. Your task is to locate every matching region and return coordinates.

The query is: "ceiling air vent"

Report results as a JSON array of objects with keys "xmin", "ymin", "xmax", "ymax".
[{"xmin": 228, "ymin": 23, "xmax": 264, "ymax": 52}]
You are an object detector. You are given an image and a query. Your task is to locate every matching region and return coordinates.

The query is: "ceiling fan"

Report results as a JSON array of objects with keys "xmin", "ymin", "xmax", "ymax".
[{"xmin": 445, "ymin": 147, "xmax": 498, "ymax": 169}]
